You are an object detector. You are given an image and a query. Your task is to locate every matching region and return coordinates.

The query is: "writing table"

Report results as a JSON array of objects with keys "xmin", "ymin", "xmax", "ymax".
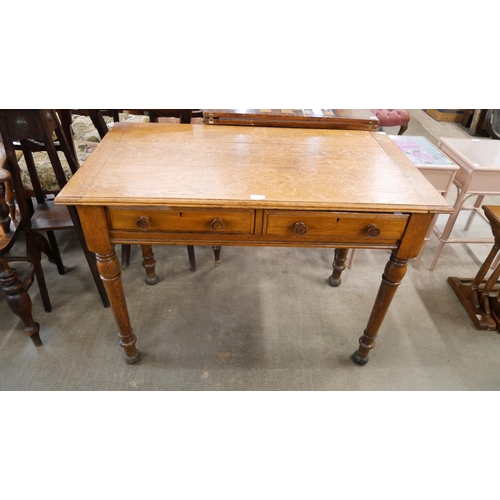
[{"xmin": 55, "ymin": 123, "xmax": 452, "ymax": 365}]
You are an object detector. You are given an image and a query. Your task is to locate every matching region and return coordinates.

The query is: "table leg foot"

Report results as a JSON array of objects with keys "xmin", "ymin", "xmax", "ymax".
[
  {"xmin": 328, "ymin": 275, "xmax": 341, "ymax": 287},
  {"xmin": 124, "ymin": 349, "xmax": 141, "ymax": 364},
  {"xmin": 28, "ymin": 327, "xmax": 42, "ymax": 347},
  {"xmin": 351, "ymin": 350, "xmax": 369, "ymax": 366},
  {"xmin": 145, "ymin": 276, "xmax": 159, "ymax": 286}
]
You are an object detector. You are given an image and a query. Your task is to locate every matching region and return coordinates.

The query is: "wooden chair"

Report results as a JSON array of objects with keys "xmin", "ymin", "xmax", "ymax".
[
  {"xmin": 0, "ymin": 109, "xmax": 110, "ymax": 312},
  {"xmin": 0, "ymin": 160, "xmax": 42, "ymax": 346}
]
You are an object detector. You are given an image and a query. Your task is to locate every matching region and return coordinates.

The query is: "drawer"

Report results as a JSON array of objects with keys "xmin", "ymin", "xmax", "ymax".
[
  {"xmin": 263, "ymin": 210, "xmax": 409, "ymax": 243},
  {"xmin": 108, "ymin": 208, "xmax": 256, "ymax": 234}
]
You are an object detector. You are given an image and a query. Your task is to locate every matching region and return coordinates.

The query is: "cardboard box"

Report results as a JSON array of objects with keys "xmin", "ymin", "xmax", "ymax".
[{"xmin": 425, "ymin": 109, "xmax": 465, "ymax": 122}]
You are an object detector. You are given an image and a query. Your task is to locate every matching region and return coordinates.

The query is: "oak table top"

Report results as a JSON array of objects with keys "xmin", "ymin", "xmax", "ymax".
[
  {"xmin": 56, "ymin": 122, "xmax": 452, "ymax": 366},
  {"xmin": 57, "ymin": 122, "xmax": 448, "ymax": 212}
]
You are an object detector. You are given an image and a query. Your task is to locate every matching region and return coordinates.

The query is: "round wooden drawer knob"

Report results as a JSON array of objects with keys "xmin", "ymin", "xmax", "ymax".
[
  {"xmin": 211, "ymin": 218, "xmax": 225, "ymax": 231},
  {"xmin": 366, "ymin": 224, "xmax": 381, "ymax": 237},
  {"xmin": 294, "ymin": 221, "xmax": 308, "ymax": 236},
  {"xmin": 136, "ymin": 216, "xmax": 150, "ymax": 230}
]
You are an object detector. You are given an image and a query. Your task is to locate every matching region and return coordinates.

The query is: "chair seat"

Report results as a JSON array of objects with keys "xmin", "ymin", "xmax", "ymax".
[
  {"xmin": 17, "ymin": 140, "xmax": 96, "ymax": 193},
  {"xmin": 370, "ymin": 109, "xmax": 410, "ymax": 127}
]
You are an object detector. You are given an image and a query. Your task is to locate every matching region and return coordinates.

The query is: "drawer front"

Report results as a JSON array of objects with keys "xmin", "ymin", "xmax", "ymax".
[
  {"xmin": 263, "ymin": 211, "xmax": 409, "ymax": 243},
  {"xmin": 109, "ymin": 208, "xmax": 255, "ymax": 234}
]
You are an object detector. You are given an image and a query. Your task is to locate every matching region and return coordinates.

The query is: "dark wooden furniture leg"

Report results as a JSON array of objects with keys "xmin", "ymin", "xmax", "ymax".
[
  {"xmin": 0, "ymin": 141, "xmax": 53, "ymax": 312},
  {"xmin": 398, "ymin": 123, "xmax": 409, "ymax": 135},
  {"xmin": 328, "ymin": 248, "xmax": 348, "ymax": 287},
  {"xmin": 350, "ymin": 213, "xmax": 433, "ymax": 365},
  {"xmin": 0, "ymin": 256, "xmax": 42, "ymax": 346},
  {"xmin": 0, "ymin": 172, "xmax": 12, "ymax": 233},
  {"xmin": 213, "ymin": 245, "xmax": 221, "ymax": 266},
  {"xmin": 351, "ymin": 251, "xmax": 409, "ymax": 365},
  {"xmin": 141, "ymin": 244, "xmax": 158, "ymax": 285},
  {"xmin": 187, "ymin": 245, "xmax": 196, "ymax": 272},
  {"xmin": 121, "ymin": 243, "xmax": 131, "ymax": 269},
  {"xmin": 86, "ymin": 110, "xmax": 111, "ymax": 140}
]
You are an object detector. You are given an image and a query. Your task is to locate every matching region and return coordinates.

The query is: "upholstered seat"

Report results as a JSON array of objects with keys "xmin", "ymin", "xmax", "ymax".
[{"xmin": 370, "ymin": 109, "xmax": 410, "ymax": 135}]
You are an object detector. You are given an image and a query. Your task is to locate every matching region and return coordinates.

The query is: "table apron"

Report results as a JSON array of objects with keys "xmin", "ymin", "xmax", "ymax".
[{"xmin": 109, "ymin": 232, "xmax": 402, "ymax": 249}]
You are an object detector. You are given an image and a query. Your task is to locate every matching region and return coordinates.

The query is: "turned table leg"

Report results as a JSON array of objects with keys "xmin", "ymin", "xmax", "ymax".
[
  {"xmin": 351, "ymin": 250, "xmax": 409, "ymax": 365},
  {"xmin": 0, "ymin": 257, "xmax": 42, "ymax": 346},
  {"xmin": 328, "ymin": 248, "xmax": 349, "ymax": 287},
  {"xmin": 95, "ymin": 249, "xmax": 140, "ymax": 364},
  {"xmin": 77, "ymin": 206, "xmax": 140, "ymax": 364},
  {"xmin": 141, "ymin": 244, "xmax": 158, "ymax": 285}
]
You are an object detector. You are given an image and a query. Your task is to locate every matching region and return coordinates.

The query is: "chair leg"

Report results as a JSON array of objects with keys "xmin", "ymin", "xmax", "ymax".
[
  {"xmin": 35, "ymin": 231, "xmax": 66, "ymax": 275},
  {"xmin": 31, "ymin": 248, "xmax": 52, "ymax": 313},
  {"xmin": 45, "ymin": 231, "xmax": 66, "ymax": 274},
  {"xmin": 213, "ymin": 246, "xmax": 221, "ymax": 266},
  {"xmin": 398, "ymin": 123, "xmax": 409, "ymax": 135},
  {"xmin": 121, "ymin": 244, "xmax": 131, "ymax": 269},
  {"xmin": 187, "ymin": 245, "xmax": 196, "ymax": 272},
  {"xmin": 19, "ymin": 227, "xmax": 53, "ymax": 312},
  {"xmin": 0, "ymin": 256, "xmax": 42, "ymax": 346}
]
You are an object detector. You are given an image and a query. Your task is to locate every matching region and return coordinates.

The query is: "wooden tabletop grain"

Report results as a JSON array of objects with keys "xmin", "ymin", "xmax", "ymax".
[{"xmin": 56, "ymin": 122, "xmax": 452, "ymax": 214}]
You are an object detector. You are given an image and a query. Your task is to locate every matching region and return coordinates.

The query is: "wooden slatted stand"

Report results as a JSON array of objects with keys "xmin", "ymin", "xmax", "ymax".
[{"xmin": 448, "ymin": 205, "xmax": 500, "ymax": 331}]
